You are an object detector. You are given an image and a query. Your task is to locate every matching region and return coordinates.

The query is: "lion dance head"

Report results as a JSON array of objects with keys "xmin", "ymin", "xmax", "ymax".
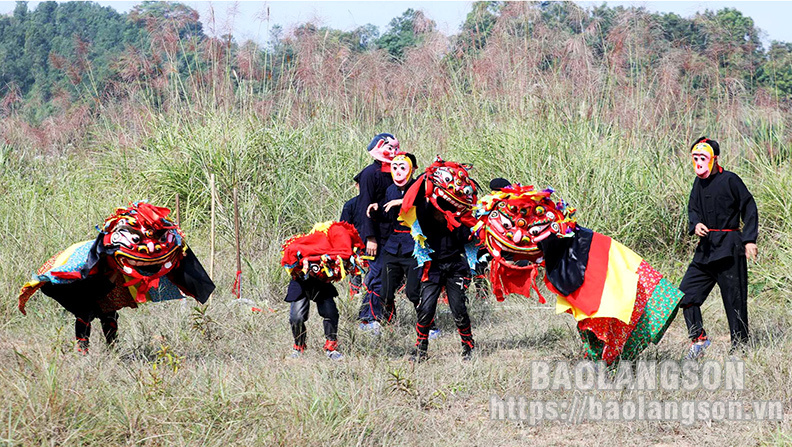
[
  {"xmin": 422, "ymin": 156, "xmax": 479, "ymax": 228},
  {"xmin": 473, "ymin": 184, "xmax": 576, "ymax": 301}
]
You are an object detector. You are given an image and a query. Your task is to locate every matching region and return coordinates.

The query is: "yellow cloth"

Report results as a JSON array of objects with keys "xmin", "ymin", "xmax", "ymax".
[
  {"xmin": 398, "ymin": 205, "xmax": 427, "ymax": 248},
  {"xmin": 555, "ymin": 238, "xmax": 642, "ymax": 324}
]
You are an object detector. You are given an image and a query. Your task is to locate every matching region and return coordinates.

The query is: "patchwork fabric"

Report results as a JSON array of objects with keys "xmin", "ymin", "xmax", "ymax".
[
  {"xmin": 18, "ymin": 202, "xmax": 215, "ymax": 317},
  {"xmin": 578, "ymin": 262, "xmax": 682, "ymax": 363}
]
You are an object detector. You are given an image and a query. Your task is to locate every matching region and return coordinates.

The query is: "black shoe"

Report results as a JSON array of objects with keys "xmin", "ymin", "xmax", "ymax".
[
  {"xmin": 409, "ymin": 348, "xmax": 429, "ymax": 363},
  {"xmin": 462, "ymin": 344, "xmax": 474, "ymax": 361},
  {"xmin": 77, "ymin": 338, "xmax": 89, "ymax": 355},
  {"xmin": 728, "ymin": 339, "xmax": 750, "ymax": 357}
]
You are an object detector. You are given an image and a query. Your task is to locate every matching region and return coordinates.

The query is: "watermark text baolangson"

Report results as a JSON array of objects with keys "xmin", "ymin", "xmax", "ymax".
[
  {"xmin": 490, "ymin": 395, "xmax": 783, "ymax": 425},
  {"xmin": 530, "ymin": 359, "xmax": 744, "ymax": 391}
]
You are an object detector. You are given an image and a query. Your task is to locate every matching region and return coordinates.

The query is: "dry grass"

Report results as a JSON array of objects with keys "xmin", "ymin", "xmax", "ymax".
[{"xmin": 1, "ymin": 285, "xmax": 790, "ymax": 446}]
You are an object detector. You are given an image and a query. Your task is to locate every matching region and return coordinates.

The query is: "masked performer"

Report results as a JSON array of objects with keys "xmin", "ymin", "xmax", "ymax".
[
  {"xmin": 356, "ymin": 133, "xmax": 400, "ymax": 334},
  {"xmin": 399, "ymin": 156, "xmax": 480, "ymax": 361},
  {"xmin": 18, "ymin": 202, "xmax": 215, "ymax": 353},
  {"xmin": 281, "ymin": 221, "xmax": 365, "ymax": 360},
  {"xmin": 340, "ymin": 174, "xmax": 364, "ymax": 298},
  {"xmin": 367, "ymin": 152, "xmax": 425, "ymax": 326},
  {"xmin": 679, "ymin": 137, "xmax": 758, "ymax": 359},
  {"xmin": 473, "ymin": 185, "xmax": 683, "ymax": 365}
]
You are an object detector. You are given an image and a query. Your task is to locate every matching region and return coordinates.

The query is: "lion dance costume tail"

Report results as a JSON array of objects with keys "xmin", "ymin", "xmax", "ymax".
[{"xmin": 474, "ymin": 184, "xmax": 681, "ymax": 364}]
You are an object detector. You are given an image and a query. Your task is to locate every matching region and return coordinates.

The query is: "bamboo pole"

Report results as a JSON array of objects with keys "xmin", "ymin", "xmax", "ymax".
[
  {"xmin": 209, "ymin": 173, "xmax": 215, "ymax": 281},
  {"xmin": 233, "ymin": 185, "xmax": 241, "ymax": 299},
  {"xmin": 175, "ymin": 193, "xmax": 181, "ymax": 226}
]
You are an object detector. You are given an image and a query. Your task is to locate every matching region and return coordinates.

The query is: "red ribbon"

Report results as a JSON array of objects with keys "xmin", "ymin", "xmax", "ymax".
[{"xmin": 232, "ymin": 270, "xmax": 242, "ymax": 298}]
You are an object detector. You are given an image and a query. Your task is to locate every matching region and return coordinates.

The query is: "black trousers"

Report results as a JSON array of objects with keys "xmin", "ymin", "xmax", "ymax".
[
  {"xmin": 75, "ymin": 311, "xmax": 119, "ymax": 345},
  {"xmin": 679, "ymin": 254, "xmax": 749, "ymax": 346},
  {"xmin": 289, "ymin": 297, "xmax": 339, "ymax": 347},
  {"xmin": 415, "ymin": 256, "xmax": 474, "ymax": 350},
  {"xmin": 381, "ymin": 251, "xmax": 421, "ymax": 322}
]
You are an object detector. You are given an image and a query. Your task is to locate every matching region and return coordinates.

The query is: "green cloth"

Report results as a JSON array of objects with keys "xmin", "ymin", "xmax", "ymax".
[{"xmin": 580, "ymin": 278, "xmax": 683, "ymax": 363}]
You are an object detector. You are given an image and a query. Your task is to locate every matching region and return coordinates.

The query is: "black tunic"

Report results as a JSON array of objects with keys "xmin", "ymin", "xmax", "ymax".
[
  {"xmin": 355, "ymin": 161, "xmax": 394, "ymax": 243},
  {"xmin": 379, "ymin": 180, "xmax": 416, "ymax": 257},
  {"xmin": 687, "ymin": 169, "xmax": 758, "ymax": 263},
  {"xmin": 414, "ymin": 196, "xmax": 471, "ymax": 262},
  {"xmin": 340, "ymin": 196, "xmax": 362, "ymax": 238}
]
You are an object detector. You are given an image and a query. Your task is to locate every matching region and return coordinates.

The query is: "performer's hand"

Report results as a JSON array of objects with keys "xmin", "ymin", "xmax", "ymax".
[
  {"xmin": 367, "ymin": 203, "xmax": 379, "ymax": 218},
  {"xmin": 366, "ymin": 237, "xmax": 378, "ymax": 257},
  {"xmin": 383, "ymin": 199, "xmax": 403, "ymax": 213},
  {"xmin": 694, "ymin": 223, "xmax": 710, "ymax": 237},
  {"xmin": 745, "ymin": 243, "xmax": 758, "ymax": 261}
]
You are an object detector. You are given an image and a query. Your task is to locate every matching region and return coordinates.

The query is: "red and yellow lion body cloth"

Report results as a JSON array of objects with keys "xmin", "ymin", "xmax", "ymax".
[
  {"xmin": 280, "ymin": 221, "xmax": 366, "ymax": 281},
  {"xmin": 19, "ymin": 202, "xmax": 215, "ymax": 349},
  {"xmin": 474, "ymin": 185, "xmax": 682, "ymax": 364}
]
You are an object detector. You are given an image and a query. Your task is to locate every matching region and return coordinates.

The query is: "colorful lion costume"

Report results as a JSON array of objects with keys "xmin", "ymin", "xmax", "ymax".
[
  {"xmin": 473, "ymin": 185, "xmax": 682, "ymax": 364},
  {"xmin": 18, "ymin": 202, "xmax": 215, "ymax": 351},
  {"xmin": 398, "ymin": 156, "xmax": 480, "ymax": 272},
  {"xmin": 281, "ymin": 221, "xmax": 366, "ymax": 281}
]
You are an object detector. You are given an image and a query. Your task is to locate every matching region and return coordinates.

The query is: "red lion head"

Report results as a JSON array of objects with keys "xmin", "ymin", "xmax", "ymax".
[
  {"xmin": 101, "ymin": 202, "xmax": 186, "ymax": 301},
  {"xmin": 422, "ymin": 156, "xmax": 478, "ymax": 228}
]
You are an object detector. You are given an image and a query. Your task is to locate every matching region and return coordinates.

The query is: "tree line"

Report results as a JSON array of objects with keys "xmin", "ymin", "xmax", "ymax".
[{"xmin": 2, "ymin": 1, "xmax": 792, "ymax": 124}]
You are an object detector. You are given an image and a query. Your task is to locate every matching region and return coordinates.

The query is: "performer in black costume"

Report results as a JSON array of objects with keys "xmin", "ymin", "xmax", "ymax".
[{"xmin": 679, "ymin": 137, "xmax": 758, "ymax": 359}]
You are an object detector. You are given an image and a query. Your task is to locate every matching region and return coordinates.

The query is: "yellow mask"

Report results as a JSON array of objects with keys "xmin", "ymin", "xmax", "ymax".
[{"xmin": 691, "ymin": 142, "xmax": 716, "ymax": 179}]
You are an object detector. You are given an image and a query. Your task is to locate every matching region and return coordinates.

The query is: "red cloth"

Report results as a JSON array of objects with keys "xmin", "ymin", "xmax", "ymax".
[
  {"xmin": 544, "ymin": 231, "xmax": 611, "ymax": 316},
  {"xmin": 490, "ymin": 257, "xmax": 546, "ymax": 303},
  {"xmin": 281, "ymin": 222, "xmax": 364, "ymax": 266},
  {"xmin": 134, "ymin": 202, "xmax": 175, "ymax": 228},
  {"xmin": 400, "ymin": 174, "xmax": 425, "ymax": 216}
]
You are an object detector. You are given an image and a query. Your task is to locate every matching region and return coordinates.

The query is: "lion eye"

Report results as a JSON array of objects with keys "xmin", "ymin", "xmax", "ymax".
[{"xmin": 535, "ymin": 206, "xmax": 545, "ymax": 215}]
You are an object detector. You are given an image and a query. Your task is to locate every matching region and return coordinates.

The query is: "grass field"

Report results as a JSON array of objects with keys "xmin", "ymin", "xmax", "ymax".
[
  {"xmin": 2, "ymin": 8, "xmax": 792, "ymax": 443},
  {"xmin": 1, "ymin": 106, "xmax": 790, "ymax": 445}
]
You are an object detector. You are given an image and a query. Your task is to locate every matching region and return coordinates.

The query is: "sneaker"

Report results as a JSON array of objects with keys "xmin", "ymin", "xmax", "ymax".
[
  {"xmin": 326, "ymin": 350, "xmax": 344, "ymax": 360},
  {"xmin": 358, "ymin": 321, "xmax": 382, "ymax": 336},
  {"xmin": 462, "ymin": 344, "xmax": 474, "ymax": 361},
  {"xmin": 290, "ymin": 344, "xmax": 305, "ymax": 359},
  {"xmin": 409, "ymin": 348, "xmax": 429, "ymax": 363},
  {"xmin": 685, "ymin": 338, "xmax": 711, "ymax": 360},
  {"xmin": 428, "ymin": 329, "xmax": 442, "ymax": 340},
  {"xmin": 323, "ymin": 340, "xmax": 344, "ymax": 361}
]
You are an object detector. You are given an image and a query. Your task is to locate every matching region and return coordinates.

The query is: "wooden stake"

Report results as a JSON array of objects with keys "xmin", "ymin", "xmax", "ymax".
[
  {"xmin": 209, "ymin": 173, "xmax": 216, "ymax": 281},
  {"xmin": 175, "ymin": 193, "xmax": 181, "ymax": 227}
]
